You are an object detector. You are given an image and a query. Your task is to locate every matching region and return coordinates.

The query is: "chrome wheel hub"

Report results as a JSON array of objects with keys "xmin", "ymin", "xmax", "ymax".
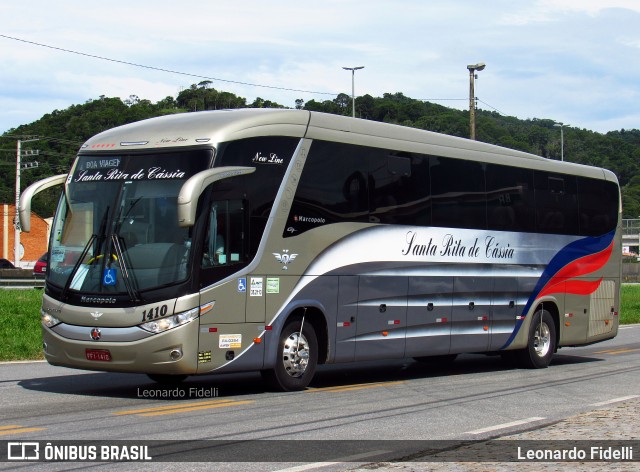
[
  {"xmin": 534, "ymin": 322, "xmax": 551, "ymax": 358},
  {"xmin": 282, "ymin": 331, "xmax": 309, "ymax": 378}
]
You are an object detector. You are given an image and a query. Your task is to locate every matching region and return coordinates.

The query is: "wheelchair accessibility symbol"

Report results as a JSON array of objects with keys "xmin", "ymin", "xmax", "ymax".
[
  {"xmin": 237, "ymin": 277, "xmax": 246, "ymax": 293},
  {"xmin": 103, "ymin": 268, "xmax": 117, "ymax": 286}
]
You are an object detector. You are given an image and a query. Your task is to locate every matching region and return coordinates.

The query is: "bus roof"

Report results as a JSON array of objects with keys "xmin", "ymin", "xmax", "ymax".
[
  {"xmin": 81, "ymin": 109, "xmax": 309, "ymax": 151},
  {"xmin": 80, "ymin": 108, "xmax": 617, "ymax": 183}
]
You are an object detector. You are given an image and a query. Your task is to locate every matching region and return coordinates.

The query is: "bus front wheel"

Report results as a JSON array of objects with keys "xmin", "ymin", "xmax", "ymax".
[
  {"xmin": 517, "ymin": 309, "xmax": 556, "ymax": 369},
  {"xmin": 262, "ymin": 318, "xmax": 318, "ymax": 391}
]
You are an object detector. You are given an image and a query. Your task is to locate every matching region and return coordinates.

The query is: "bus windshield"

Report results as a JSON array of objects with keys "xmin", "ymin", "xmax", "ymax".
[{"xmin": 48, "ymin": 149, "xmax": 211, "ymax": 295}]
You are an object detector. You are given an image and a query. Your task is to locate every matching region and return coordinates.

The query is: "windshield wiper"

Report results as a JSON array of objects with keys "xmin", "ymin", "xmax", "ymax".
[
  {"xmin": 113, "ymin": 196, "xmax": 142, "ymax": 236},
  {"xmin": 111, "ymin": 234, "xmax": 142, "ymax": 303},
  {"xmin": 60, "ymin": 205, "xmax": 110, "ymax": 301},
  {"xmin": 60, "ymin": 233, "xmax": 96, "ymax": 301}
]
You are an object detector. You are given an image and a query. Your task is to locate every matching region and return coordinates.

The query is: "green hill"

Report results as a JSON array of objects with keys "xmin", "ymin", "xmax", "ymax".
[{"xmin": 2, "ymin": 84, "xmax": 639, "ymax": 218}]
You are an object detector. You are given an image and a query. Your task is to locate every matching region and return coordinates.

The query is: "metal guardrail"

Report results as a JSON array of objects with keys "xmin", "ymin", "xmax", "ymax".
[
  {"xmin": 0, "ymin": 277, "xmax": 45, "ymax": 289},
  {"xmin": 0, "ymin": 269, "xmax": 45, "ymax": 289}
]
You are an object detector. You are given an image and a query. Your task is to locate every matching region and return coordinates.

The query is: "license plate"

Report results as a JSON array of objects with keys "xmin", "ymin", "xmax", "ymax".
[{"xmin": 85, "ymin": 349, "xmax": 112, "ymax": 362}]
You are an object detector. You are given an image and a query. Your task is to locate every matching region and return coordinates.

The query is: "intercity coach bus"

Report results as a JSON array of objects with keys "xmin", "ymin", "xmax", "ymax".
[{"xmin": 20, "ymin": 109, "xmax": 621, "ymax": 391}]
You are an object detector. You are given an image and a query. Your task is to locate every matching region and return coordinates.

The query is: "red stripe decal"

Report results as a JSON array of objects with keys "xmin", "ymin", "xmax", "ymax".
[{"xmin": 535, "ymin": 240, "xmax": 613, "ymax": 300}]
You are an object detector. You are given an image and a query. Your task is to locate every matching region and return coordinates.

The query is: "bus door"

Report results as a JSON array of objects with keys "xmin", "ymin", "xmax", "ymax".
[
  {"xmin": 450, "ymin": 277, "xmax": 492, "ymax": 353},
  {"xmin": 355, "ymin": 276, "xmax": 407, "ymax": 361},
  {"xmin": 489, "ymin": 277, "xmax": 518, "ymax": 350},
  {"xmin": 405, "ymin": 276, "xmax": 453, "ymax": 357},
  {"xmin": 197, "ymin": 198, "xmax": 254, "ymax": 372}
]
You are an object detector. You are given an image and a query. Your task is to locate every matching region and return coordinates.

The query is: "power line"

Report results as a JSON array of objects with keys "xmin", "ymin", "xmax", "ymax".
[
  {"xmin": 37, "ymin": 152, "xmax": 76, "ymax": 159},
  {"xmin": 1, "ymin": 134, "xmax": 84, "ymax": 145},
  {"xmin": 418, "ymin": 97, "xmax": 509, "ymax": 117},
  {"xmin": 419, "ymin": 98, "xmax": 466, "ymax": 101},
  {"xmin": 2, "ymin": 33, "xmax": 520, "ymax": 134},
  {"xmin": 1, "ymin": 34, "xmax": 487, "ymax": 106},
  {"xmin": 0, "ymin": 34, "xmax": 338, "ymax": 97},
  {"xmin": 477, "ymin": 99, "xmax": 507, "ymax": 116}
]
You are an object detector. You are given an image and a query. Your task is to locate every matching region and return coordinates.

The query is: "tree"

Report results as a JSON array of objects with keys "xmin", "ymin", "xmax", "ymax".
[
  {"xmin": 333, "ymin": 93, "xmax": 350, "ymax": 115},
  {"xmin": 2, "ymin": 84, "xmax": 639, "ymax": 218},
  {"xmin": 123, "ymin": 95, "xmax": 140, "ymax": 107}
]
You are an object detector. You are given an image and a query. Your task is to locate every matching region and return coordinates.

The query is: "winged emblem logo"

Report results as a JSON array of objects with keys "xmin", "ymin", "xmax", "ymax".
[
  {"xmin": 273, "ymin": 249, "xmax": 298, "ymax": 270},
  {"xmin": 90, "ymin": 311, "xmax": 103, "ymax": 319}
]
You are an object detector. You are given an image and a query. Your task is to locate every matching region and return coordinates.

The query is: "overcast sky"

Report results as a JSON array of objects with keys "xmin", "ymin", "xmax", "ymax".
[{"xmin": 1, "ymin": 0, "xmax": 639, "ymax": 135}]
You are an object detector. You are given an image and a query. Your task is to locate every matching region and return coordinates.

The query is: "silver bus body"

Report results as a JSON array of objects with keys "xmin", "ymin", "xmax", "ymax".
[{"xmin": 22, "ymin": 109, "xmax": 621, "ymax": 390}]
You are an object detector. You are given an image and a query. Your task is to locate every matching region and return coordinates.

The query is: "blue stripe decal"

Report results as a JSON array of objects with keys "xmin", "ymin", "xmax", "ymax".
[{"xmin": 500, "ymin": 229, "xmax": 616, "ymax": 349}]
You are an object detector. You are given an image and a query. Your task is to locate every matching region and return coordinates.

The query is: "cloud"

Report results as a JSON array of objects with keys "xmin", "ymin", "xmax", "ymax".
[
  {"xmin": 0, "ymin": 0, "xmax": 639, "ymax": 134},
  {"xmin": 500, "ymin": 0, "xmax": 640, "ymax": 24}
]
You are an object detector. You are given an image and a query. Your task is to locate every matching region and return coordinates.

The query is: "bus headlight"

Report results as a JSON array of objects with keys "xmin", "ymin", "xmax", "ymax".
[
  {"xmin": 139, "ymin": 307, "xmax": 199, "ymax": 334},
  {"xmin": 41, "ymin": 309, "xmax": 61, "ymax": 328}
]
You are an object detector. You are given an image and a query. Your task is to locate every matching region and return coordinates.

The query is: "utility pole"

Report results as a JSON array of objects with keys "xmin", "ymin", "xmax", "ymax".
[
  {"xmin": 467, "ymin": 63, "xmax": 486, "ymax": 140},
  {"xmin": 15, "ymin": 139, "xmax": 21, "ymax": 267},
  {"xmin": 15, "ymin": 138, "xmax": 39, "ymax": 267}
]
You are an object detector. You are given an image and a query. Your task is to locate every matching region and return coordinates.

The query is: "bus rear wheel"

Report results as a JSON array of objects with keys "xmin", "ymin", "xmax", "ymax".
[
  {"xmin": 262, "ymin": 319, "xmax": 318, "ymax": 391},
  {"xmin": 516, "ymin": 309, "xmax": 556, "ymax": 369}
]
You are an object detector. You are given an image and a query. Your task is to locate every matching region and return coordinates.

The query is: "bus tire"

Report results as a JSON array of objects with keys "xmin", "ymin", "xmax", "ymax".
[
  {"xmin": 262, "ymin": 319, "xmax": 318, "ymax": 391},
  {"xmin": 516, "ymin": 309, "xmax": 556, "ymax": 369},
  {"xmin": 147, "ymin": 374, "xmax": 188, "ymax": 384}
]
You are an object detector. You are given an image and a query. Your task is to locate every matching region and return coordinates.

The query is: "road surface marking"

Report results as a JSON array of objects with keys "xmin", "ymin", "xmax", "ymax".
[
  {"xmin": 114, "ymin": 399, "xmax": 254, "ymax": 417},
  {"xmin": 465, "ymin": 417, "xmax": 545, "ymax": 435},
  {"xmin": 592, "ymin": 347, "xmax": 640, "ymax": 355},
  {"xmin": 591, "ymin": 395, "xmax": 640, "ymax": 407},
  {"xmin": 272, "ymin": 450, "xmax": 390, "ymax": 472},
  {"xmin": 0, "ymin": 424, "xmax": 45, "ymax": 436},
  {"xmin": 306, "ymin": 381, "xmax": 405, "ymax": 393}
]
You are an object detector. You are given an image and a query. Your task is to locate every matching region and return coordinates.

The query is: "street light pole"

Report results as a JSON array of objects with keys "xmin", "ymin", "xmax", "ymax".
[
  {"xmin": 554, "ymin": 122, "xmax": 568, "ymax": 161},
  {"xmin": 343, "ymin": 66, "xmax": 364, "ymax": 118},
  {"xmin": 467, "ymin": 62, "xmax": 486, "ymax": 140}
]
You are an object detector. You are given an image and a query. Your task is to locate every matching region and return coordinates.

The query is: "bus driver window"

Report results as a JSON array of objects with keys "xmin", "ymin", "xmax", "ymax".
[{"xmin": 202, "ymin": 199, "xmax": 245, "ymax": 268}]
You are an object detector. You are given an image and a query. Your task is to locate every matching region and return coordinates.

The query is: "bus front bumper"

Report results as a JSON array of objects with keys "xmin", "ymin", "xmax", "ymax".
[{"xmin": 41, "ymin": 319, "xmax": 201, "ymax": 375}]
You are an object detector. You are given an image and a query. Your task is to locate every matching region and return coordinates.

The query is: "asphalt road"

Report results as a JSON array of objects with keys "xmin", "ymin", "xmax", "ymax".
[{"xmin": 0, "ymin": 325, "xmax": 639, "ymax": 470}]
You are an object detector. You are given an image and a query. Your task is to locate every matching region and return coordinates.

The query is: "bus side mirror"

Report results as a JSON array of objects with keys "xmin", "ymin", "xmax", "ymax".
[
  {"xmin": 19, "ymin": 174, "xmax": 67, "ymax": 232},
  {"xmin": 177, "ymin": 166, "xmax": 255, "ymax": 227}
]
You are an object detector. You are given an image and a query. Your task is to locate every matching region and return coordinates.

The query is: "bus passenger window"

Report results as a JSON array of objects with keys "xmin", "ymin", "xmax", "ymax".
[
  {"xmin": 578, "ymin": 177, "xmax": 618, "ymax": 236},
  {"xmin": 431, "ymin": 157, "xmax": 486, "ymax": 230},
  {"xmin": 534, "ymin": 171, "xmax": 578, "ymax": 235},
  {"xmin": 486, "ymin": 164, "xmax": 534, "ymax": 232}
]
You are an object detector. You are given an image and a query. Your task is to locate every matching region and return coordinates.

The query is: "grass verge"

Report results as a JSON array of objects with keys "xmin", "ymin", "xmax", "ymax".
[
  {"xmin": 620, "ymin": 283, "xmax": 640, "ymax": 324},
  {"xmin": 0, "ymin": 289, "xmax": 44, "ymax": 361}
]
